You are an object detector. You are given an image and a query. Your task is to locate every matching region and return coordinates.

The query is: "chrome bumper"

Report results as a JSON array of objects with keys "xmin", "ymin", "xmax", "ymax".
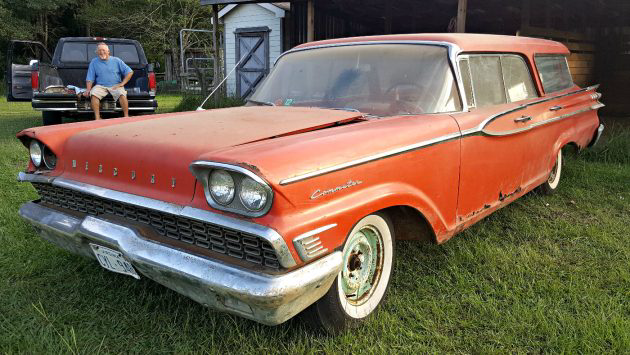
[{"xmin": 19, "ymin": 201, "xmax": 342, "ymax": 325}]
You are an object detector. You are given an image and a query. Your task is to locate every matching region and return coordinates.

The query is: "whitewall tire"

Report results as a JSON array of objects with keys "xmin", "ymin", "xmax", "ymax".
[
  {"xmin": 306, "ymin": 213, "xmax": 395, "ymax": 334},
  {"xmin": 539, "ymin": 149, "xmax": 563, "ymax": 195}
]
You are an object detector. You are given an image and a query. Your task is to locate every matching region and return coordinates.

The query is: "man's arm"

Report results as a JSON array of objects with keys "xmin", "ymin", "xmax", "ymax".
[
  {"xmin": 83, "ymin": 60, "xmax": 96, "ymax": 97},
  {"xmin": 112, "ymin": 71, "xmax": 133, "ymax": 90},
  {"xmin": 83, "ymin": 81, "xmax": 94, "ymax": 97}
]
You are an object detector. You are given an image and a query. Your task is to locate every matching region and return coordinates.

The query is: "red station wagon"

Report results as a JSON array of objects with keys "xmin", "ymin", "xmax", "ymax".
[{"xmin": 16, "ymin": 34, "xmax": 604, "ymax": 333}]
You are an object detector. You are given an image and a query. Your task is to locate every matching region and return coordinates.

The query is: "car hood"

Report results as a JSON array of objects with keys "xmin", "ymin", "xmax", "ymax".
[{"xmin": 57, "ymin": 106, "xmax": 365, "ymax": 204}]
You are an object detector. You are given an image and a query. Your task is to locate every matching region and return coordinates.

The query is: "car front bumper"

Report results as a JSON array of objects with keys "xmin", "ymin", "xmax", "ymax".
[{"xmin": 19, "ymin": 201, "xmax": 342, "ymax": 325}]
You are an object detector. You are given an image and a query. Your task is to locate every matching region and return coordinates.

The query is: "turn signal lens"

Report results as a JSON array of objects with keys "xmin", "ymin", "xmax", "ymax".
[
  {"xmin": 29, "ymin": 140, "xmax": 42, "ymax": 167},
  {"xmin": 239, "ymin": 177, "xmax": 268, "ymax": 211}
]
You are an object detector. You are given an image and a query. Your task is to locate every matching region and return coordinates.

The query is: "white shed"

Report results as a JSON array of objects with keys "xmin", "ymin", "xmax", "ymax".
[{"xmin": 219, "ymin": 3, "xmax": 288, "ymax": 97}]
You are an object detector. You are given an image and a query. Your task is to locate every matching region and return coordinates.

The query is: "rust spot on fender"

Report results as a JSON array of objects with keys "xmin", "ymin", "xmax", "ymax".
[{"xmin": 499, "ymin": 187, "xmax": 522, "ymax": 202}]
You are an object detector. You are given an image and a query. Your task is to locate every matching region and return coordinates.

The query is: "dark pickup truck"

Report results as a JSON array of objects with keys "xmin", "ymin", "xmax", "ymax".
[{"xmin": 6, "ymin": 37, "xmax": 157, "ymax": 125}]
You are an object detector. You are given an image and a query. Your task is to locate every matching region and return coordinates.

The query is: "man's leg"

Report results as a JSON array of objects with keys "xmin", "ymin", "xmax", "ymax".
[
  {"xmin": 91, "ymin": 95, "xmax": 101, "ymax": 120},
  {"xmin": 119, "ymin": 95, "xmax": 129, "ymax": 117}
]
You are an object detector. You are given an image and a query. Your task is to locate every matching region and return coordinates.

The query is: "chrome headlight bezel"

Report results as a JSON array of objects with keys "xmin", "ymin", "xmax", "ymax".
[
  {"xmin": 190, "ymin": 161, "xmax": 274, "ymax": 218},
  {"xmin": 29, "ymin": 140, "xmax": 43, "ymax": 167}
]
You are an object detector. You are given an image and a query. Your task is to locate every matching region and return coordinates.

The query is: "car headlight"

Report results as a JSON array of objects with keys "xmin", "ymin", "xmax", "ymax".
[
  {"xmin": 239, "ymin": 177, "xmax": 268, "ymax": 211},
  {"xmin": 209, "ymin": 170, "xmax": 235, "ymax": 205},
  {"xmin": 29, "ymin": 140, "xmax": 42, "ymax": 167},
  {"xmin": 42, "ymin": 146, "xmax": 57, "ymax": 169}
]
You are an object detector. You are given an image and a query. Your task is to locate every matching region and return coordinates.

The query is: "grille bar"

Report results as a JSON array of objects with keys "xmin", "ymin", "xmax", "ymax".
[{"xmin": 33, "ymin": 183, "xmax": 280, "ymax": 270}]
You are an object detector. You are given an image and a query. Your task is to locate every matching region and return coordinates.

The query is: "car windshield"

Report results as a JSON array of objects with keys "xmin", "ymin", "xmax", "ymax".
[{"xmin": 248, "ymin": 44, "xmax": 462, "ymax": 116}]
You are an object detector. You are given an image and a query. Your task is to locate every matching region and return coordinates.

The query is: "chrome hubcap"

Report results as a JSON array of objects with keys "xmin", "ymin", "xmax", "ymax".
[{"xmin": 340, "ymin": 226, "xmax": 384, "ymax": 306}]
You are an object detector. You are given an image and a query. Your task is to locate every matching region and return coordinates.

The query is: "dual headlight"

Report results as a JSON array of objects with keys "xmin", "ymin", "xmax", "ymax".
[
  {"xmin": 209, "ymin": 170, "xmax": 268, "ymax": 211},
  {"xmin": 29, "ymin": 140, "xmax": 57, "ymax": 170},
  {"xmin": 191, "ymin": 162, "xmax": 273, "ymax": 217}
]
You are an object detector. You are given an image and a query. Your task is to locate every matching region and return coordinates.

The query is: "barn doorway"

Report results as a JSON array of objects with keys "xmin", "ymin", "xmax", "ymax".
[{"xmin": 235, "ymin": 27, "xmax": 270, "ymax": 98}]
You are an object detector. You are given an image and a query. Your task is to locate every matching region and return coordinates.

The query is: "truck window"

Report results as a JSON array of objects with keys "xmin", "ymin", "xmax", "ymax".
[
  {"xmin": 60, "ymin": 42, "xmax": 87, "ymax": 63},
  {"xmin": 535, "ymin": 55, "xmax": 573, "ymax": 93},
  {"xmin": 113, "ymin": 44, "xmax": 139, "ymax": 64}
]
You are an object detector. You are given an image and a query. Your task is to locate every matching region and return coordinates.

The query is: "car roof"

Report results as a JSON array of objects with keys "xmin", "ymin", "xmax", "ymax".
[
  {"xmin": 295, "ymin": 33, "xmax": 569, "ymax": 56},
  {"xmin": 59, "ymin": 37, "xmax": 140, "ymax": 44}
]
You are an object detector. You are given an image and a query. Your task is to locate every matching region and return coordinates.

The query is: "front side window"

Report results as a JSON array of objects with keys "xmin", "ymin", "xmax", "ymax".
[
  {"xmin": 535, "ymin": 55, "xmax": 573, "ymax": 93},
  {"xmin": 249, "ymin": 44, "xmax": 462, "ymax": 116},
  {"xmin": 459, "ymin": 54, "xmax": 538, "ymax": 108}
]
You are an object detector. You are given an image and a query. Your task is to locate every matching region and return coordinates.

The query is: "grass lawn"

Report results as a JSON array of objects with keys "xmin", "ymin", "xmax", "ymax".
[{"xmin": 0, "ymin": 96, "xmax": 628, "ymax": 353}]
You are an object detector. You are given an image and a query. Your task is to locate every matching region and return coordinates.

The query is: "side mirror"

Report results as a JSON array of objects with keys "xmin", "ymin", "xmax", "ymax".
[
  {"xmin": 29, "ymin": 59, "xmax": 39, "ymax": 69},
  {"xmin": 147, "ymin": 63, "xmax": 154, "ymax": 72}
]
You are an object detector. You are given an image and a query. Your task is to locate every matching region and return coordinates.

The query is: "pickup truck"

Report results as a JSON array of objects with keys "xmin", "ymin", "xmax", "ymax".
[{"xmin": 6, "ymin": 37, "xmax": 157, "ymax": 125}]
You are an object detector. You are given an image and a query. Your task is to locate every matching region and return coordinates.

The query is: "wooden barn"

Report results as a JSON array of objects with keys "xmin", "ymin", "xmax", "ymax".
[{"xmin": 201, "ymin": 0, "xmax": 630, "ymax": 114}]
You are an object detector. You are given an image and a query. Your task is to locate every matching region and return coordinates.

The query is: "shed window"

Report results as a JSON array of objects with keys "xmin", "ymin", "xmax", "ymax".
[
  {"xmin": 459, "ymin": 54, "xmax": 538, "ymax": 109},
  {"xmin": 535, "ymin": 55, "xmax": 573, "ymax": 93}
]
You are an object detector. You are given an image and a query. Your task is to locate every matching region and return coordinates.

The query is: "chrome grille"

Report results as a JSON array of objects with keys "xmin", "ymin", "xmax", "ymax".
[{"xmin": 32, "ymin": 183, "xmax": 280, "ymax": 269}]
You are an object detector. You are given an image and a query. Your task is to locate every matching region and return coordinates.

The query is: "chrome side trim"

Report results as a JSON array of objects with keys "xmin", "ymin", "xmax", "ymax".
[
  {"xmin": 293, "ymin": 224, "xmax": 337, "ymax": 262},
  {"xmin": 17, "ymin": 174, "xmax": 296, "ymax": 268},
  {"xmin": 279, "ymin": 131, "xmax": 462, "ymax": 185},
  {"xmin": 19, "ymin": 201, "xmax": 340, "ymax": 325},
  {"xmin": 279, "ymin": 86, "xmax": 603, "ymax": 185},
  {"xmin": 482, "ymin": 104, "xmax": 605, "ymax": 137},
  {"xmin": 189, "ymin": 161, "xmax": 274, "ymax": 218}
]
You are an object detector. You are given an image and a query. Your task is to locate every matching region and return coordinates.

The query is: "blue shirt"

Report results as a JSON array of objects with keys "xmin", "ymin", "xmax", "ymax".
[{"xmin": 86, "ymin": 56, "xmax": 132, "ymax": 87}]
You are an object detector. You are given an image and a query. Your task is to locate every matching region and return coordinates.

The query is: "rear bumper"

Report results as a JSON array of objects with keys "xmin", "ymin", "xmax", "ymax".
[
  {"xmin": 19, "ymin": 201, "xmax": 342, "ymax": 325},
  {"xmin": 32, "ymin": 97, "xmax": 158, "ymax": 113}
]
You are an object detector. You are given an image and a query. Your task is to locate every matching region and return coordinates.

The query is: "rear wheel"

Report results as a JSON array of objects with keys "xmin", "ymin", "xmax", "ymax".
[
  {"xmin": 42, "ymin": 111, "xmax": 62, "ymax": 126},
  {"xmin": 306, "ymin": 213, "xmax": 395, "ymax": 334},
  {"xmin": 538, "ymin": 149, "xmax": 562, "ymax": 195}
]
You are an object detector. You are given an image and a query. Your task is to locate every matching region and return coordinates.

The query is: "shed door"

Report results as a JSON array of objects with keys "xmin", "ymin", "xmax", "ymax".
[{"xmin": 235, "ymin": 28, "xmax": 269, "ymax": 98}]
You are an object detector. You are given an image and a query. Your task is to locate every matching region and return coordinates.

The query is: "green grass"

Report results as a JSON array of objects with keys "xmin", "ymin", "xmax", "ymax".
[{"xmin": 0, "ymin": 97, "xmax": 628, "ymax": 353}]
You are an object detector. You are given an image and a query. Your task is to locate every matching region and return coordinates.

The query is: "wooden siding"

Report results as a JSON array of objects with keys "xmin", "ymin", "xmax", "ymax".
[{"xmin": 223, "ymin": 4, "xmax": 282, "ymax": 96}]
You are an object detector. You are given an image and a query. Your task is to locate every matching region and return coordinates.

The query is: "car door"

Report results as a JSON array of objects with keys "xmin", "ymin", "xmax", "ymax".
[
  {"xmin": 5, "ymin": 40, "xmax": 52, "ymax": 101},
  {"xmin": 452, "ymin": 54, "xmax": 540, "ymax": 223}
]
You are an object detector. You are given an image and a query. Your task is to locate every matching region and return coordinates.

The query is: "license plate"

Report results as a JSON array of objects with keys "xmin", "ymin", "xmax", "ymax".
[{"xmin": 90, "ymin": 244, "xmax": 140, "ymax": 279}]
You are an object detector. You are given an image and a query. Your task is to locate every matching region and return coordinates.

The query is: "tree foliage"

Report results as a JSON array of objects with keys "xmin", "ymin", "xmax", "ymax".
[{"xmin": 0, "ymin": 0, "xmax": 217, "ymax": 80}]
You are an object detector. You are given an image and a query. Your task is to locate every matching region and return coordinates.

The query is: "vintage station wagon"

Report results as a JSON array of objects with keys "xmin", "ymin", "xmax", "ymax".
[{"xmin": 17, "ymin": 34, "xmax": 604, "ymax": 333}]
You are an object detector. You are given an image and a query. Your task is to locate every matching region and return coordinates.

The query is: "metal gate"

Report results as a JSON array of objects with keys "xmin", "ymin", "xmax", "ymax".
[{"xmin": 235, "ymin": 27, "xmax": 269, "ymax": 98}]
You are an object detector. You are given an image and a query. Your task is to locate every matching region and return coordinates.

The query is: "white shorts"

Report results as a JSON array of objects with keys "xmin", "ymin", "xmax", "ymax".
[{"xmin": 90, "ymin": 85, "xmax": 127, "ymax": 102}]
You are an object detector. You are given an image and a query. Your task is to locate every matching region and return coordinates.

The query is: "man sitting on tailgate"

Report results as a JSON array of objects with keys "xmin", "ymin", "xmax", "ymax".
[{"xmin": 83, "ymin": 42, "xmax": 133, "ymax": 119}]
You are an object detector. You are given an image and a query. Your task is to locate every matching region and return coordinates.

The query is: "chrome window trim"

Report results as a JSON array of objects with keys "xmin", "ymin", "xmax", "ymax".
[
  {"xmin": 457, "ymin": 53, "xmax": 539, "ymax": 109},
  {"xmin": 269, "ymin": 40, "xmax": 468, "ymax": 112},
  {"xmin": 189, "ymin": 161, "xmax": 274, "ymax": 218},
  {"xmin": 17, "ymin": 172, "xmax": 296, "ymax": 268},
  {"xmin": 279, "ymin": 85, "xmax": 601, "ymax": 185}
]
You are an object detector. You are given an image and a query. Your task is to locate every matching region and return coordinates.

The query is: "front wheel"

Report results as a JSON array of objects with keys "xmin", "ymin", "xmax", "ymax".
[
  {"xmin": 538, "ymin": 149, "xmax": 562, "ymax": 195},
  {"xmin": 306, "ymin": 213, "xmax": 395, "ymax": 334}
]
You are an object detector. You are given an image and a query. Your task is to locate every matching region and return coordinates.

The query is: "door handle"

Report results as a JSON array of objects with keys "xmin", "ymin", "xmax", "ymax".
[
  {"xmin": 514, "ymin": 115, "xmax": 532, "ymax": 123},
  {"xmin": 550, "ymin": 105, "xmax": 563, "ymax": 111}
]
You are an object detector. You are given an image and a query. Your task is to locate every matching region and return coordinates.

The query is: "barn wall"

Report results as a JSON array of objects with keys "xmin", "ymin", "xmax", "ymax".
[{"xmin": 223, "ymin": 4, "xmax": 282, "ymax": 96}]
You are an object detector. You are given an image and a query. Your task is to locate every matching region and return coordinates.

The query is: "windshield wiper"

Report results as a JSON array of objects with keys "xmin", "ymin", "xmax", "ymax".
[{"xmin": 246, "ymin": 99, "xmax": 275, "ymax": 106}]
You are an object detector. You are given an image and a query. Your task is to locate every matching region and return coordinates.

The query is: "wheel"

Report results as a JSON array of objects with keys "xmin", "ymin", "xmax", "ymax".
[
  {"xmin": 306, "ymin": 213, "xmax": 395, "ymax": 334},
  {"xmin": 538, "ymin": 149, "xmax": 562, "ymax": 195},
  {"xmin": 42, "ymin": 111, "xmax": 62, "ymax": 126}
]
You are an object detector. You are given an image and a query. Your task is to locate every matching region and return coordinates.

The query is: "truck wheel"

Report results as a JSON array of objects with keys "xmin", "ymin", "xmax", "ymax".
[
  {"xmin": 42, "ymin": 111, "xmax": 62, "ymax": 126},
  {"xmin": 538, "ymin": 149, "xmax": 562, "ymax": 195},
  {"xmin": 306, "ymin": 213, "xmax": 395, "ymax": 334}
]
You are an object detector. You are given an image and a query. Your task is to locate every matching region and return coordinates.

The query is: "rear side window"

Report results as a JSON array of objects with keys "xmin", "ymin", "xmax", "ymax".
[
  {"xmin": 535, "ymin": 55, "xmax": 573, "ymax": 93},
  {"xmin": 459, "ymin": 54, "xmax": 537, "ymax": 108}
]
